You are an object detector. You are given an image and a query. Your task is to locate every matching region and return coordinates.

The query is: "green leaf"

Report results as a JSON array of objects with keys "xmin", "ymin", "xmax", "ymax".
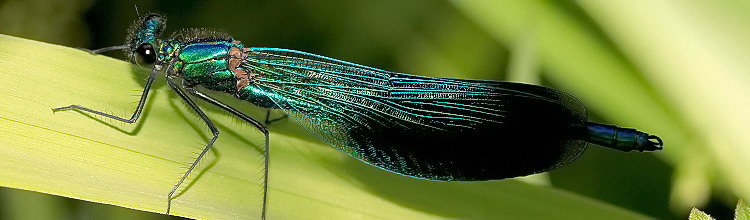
[
  {"xmin": 0, "ymin": 34, "xmax": 650, "ymax": 219},
  {"xmin": 688, "ymin": 208, "xmax": 715, "ymax": 220},
  {"xmin": 737, "ymin": 200, "xmax": 750, "ymax": 220},
  {"xmin": 690, "ymin": 200, "xmax": 749, "ymax": 220}
]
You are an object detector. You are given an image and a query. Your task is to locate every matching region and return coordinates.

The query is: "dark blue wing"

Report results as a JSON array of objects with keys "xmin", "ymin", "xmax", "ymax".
[{"xmin": 242, "ymin": 48, "xmax": 588, "ymax": 181}]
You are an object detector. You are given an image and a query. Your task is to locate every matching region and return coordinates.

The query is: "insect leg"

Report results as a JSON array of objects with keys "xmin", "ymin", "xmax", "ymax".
[
  {"xmin": 79, "ymin": 45, "xmax": 129, "ymax": 54},
  {"xmin": 264, "ymin": 110, "xmax": 288, "ymax": 125},
  {"xmin": 52, "ymin": 65, "xmax": 160, "ymax": 123},
  {"xmin": 182, "ymin": 83, "xmax": 270, "ymax": 219},
  {"xmin": 163, "ymin": 76, "xmax": 220, "ymax": 215}
]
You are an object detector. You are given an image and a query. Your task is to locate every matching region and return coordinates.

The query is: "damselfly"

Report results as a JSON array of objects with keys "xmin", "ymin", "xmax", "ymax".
[{"xmin": 54, "ymin": 13, "xmax": 663, "ymax": 219}]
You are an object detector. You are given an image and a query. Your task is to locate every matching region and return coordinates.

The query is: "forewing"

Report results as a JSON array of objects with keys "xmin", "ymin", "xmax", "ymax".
[{"xmin": 243, "ymin": 48, "xmax": 588, "ymax": 181}]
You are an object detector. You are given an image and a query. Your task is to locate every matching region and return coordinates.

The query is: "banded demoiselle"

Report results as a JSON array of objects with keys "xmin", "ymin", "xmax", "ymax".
[{"xmin": 53, "ymin": 14, "xmax": 663, "ymax": 219}]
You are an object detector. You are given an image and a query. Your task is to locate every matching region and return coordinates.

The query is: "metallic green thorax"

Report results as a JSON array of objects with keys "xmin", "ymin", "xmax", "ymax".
[
  {"xmin": 158, "ymin": 38, "xmax": 280, "ymax": 109},
  {"xmin": 163, "ymin": 40, "xmax": 239, "ymax": 92}
]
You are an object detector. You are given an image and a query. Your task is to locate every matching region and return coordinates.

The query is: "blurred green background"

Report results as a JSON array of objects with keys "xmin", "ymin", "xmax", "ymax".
[{"xmin": 1, "ymin": 0, "xmax": 749, "ymax": 219}]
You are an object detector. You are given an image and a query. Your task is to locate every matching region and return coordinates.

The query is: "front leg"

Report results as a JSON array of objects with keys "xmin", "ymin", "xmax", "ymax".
[
  {"xmin": 52, "ymin": 65, "xmax": 160, "ymax": 123},
  {"xmin": 163, "ymin": 77, "xmax": 221, "ymax": 215}
]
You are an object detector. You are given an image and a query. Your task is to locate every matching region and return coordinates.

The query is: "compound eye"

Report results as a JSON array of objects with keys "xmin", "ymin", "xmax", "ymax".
[{"xmin": 135, "ymin": 43, "xmax": 157, "ymax": 65}]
